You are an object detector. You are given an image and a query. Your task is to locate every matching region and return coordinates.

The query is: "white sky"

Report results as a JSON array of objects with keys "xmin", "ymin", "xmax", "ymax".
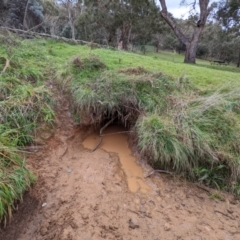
[
  {"xmin": 169, "ymin": 6, "xmax": 192, "ymax": 19},
  {"xmin": 156, "ymin": 0, "xmax": 197, "ymax": 19}
]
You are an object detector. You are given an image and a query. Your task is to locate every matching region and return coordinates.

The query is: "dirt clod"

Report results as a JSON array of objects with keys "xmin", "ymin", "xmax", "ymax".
[
  {"xmin": 164, "ymin": 223, "xmax": 171, "ymax": 231},
  {"xmin": 129, "ymin": 218, "xmax": 139, "ymax": 229}
]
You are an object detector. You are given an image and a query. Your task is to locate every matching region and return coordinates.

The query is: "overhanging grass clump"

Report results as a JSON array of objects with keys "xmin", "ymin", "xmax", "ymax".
[
  {"xmin": 0, "ymin": 127, "xmax": 36, "ymax": 225},
  {"xmin": 137, "ymin": 89, "xmax": 240, "ymax": 191},
  {"xmin": 0, "ymin": 77, "xmax": 54, "ymax": 146},
  {"xmin": 0, "ymin": 37, "xmax": 55, "ymax": 224},
  {"xmin": 61, "ymin": 56, "xmax": 240, "ymax": 194}
]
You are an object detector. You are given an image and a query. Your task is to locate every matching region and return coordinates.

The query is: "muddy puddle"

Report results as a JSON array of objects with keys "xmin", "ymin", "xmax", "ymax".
[{"xmin": 83, "ymin": 124, "xmax": 151, "ymax": 193}]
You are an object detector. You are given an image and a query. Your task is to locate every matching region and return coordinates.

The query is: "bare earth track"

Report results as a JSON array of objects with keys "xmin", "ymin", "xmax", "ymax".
[{"xmin": 1, "ymin": 94, "xmax": 240, "ymax": 240}]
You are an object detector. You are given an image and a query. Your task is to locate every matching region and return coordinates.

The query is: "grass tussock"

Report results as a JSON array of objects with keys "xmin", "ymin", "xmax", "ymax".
[
  {"xmin": 59, "ymin": 56, "xmax": 240, "ymax": 194},
  {"xmin": 0, "ymin": 36, "xmax": 55, "ymax": 224},
  {"xmin": 137, "ymin": 89, "xmax": 240, "ymax": 191}
]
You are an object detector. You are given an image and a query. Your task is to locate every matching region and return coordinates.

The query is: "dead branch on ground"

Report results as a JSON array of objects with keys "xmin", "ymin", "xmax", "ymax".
[
  {"xmin": 0, "ymin": 27, "xmax": 115, "ymax": 50},
  {"xmin": 194, "ymin": 182, "xmax": 211, "ymax": 193},
  {"xmin": 145, "ymin": 170, "xmax": 173, "ymax": 178},
  {"xmin": 101, "ymin": 131, "xmax": 134, "ymax": 136},
  {"xmin": 92, "ymin": 117, "xmax": 117, "ymax": 152}
]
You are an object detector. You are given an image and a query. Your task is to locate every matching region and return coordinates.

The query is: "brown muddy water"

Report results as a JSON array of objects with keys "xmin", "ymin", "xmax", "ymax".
[{"xmin": 83, "ymin": 124, "xmax": 151, "ymax": 193}]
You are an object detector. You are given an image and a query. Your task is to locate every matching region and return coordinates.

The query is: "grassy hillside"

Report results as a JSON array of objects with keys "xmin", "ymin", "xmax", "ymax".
[
  {"xmin": 1, "ymin": 34, "xmax": 240, "ymax": 223},
  {"xmin": 45, "ymin": 40, "xmax": 240, "ymax": 90},
  {"xmin": 0, "ymin": 34, "xmax": 54, "ymax": 224}
]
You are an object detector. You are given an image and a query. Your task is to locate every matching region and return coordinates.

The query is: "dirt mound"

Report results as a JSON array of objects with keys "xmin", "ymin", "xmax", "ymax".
[{"xmin": 1, "ymin": 91, "xmax": 240, "ymax": 240}]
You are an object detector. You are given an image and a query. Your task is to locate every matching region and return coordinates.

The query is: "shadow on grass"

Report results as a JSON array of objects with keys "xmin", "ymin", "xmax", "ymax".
[{"xmin": 195, "ymin": 62, "xmax": 240, "ymax": 73}]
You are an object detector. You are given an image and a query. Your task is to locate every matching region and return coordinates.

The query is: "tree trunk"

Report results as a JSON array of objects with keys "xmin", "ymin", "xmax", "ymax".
[
  {"xmin": 237, "ymin": 49, "xmax": 240, "ymax": 68},
  {"xmin": 50, "ymin": 25, "xmax": 55, "ymax": 36},
  {"xmin": 156, "ymin": 40, "xmax": 160, "ymax": 53},
  {"xmin": 23, "ymin": 0, "xmax": 30, "ymax": 30},
  {"xmin": 159, "ymin": 0, "xmax": 211, "ymax": 64},
  {"xmin": 121, "ymin": 24, "xmax": 128, "ymax": 50},
  {"xmin": 127, "ymin": 24, "xmax": 132, "ymax": 46},
  {"xmin": 184, "ymin": 39, "xmax": 198, "ymax": 63},
  {"xmin": 68, "ymin": 5, "xmax": 75, "ymax": 39},
  {"xmin": 70, "ymin": 22, "xmax": 75, "ymax": 39}
]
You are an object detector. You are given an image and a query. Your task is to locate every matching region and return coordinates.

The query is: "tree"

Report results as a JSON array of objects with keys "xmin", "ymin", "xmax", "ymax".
[
  {"xmin": 217, "ymin": 0, "xmax": 240, "ymax": 67},
  {"xmin": 76, "ymin": 0, "xmax": 162, "ymax": 49},
  {"xmin": 5, "ymin": 0, "xmax": 44, "ymax": 29},
  {"xmin": 41, "ymin": 0, "xmax": 61, "ymax": 35},
  {"xmin": 159, "ymin": 0, "xmax": 215, "ymax": 63},
  {"xmin": 0, "ymin": 0, "xmax": 8, "ymax": 25},
  {"xmin": 58, "ymin": 0, "xmax": 82, "ymax": 39}
]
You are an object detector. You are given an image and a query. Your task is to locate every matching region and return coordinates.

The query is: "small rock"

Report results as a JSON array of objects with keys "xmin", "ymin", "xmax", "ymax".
[
  {"xmin": 40, "ymin": 130, "xmax": 54, "ymax": 140},
  {"xmin": 40, "ymin": 227, "xmax": 48, "ymax": 236},
  {"xmin": 129, "ymin": 218, "xmax": 139, "ymax": 229},
  {"xmin": 60, "ymin": 197, "xmax": 67, "ymax": 204},
  {"xmin": 67, "ymin": 169, "xmax": 72, "ymax": 173},
  {"xmin": 82, "ymin": 214, "xmax": 89, "ymax": 220},
  {"xmin": 164, "ymin": 223, "xmax": 171, "ymax": 231},
  {"xmin": 109, "ymin": 225, "xmax": 118, "ymax": 231},
  {"xmin": 227, "ymin": 208, "xmax": 234, "ymax": 214},
  {"xmin": 42, "ymin": 203, "xmax": 47, "ymax": 207},
  {"xmin": 33, "ymin": 137, "xmax": 46, "ymax": 145}
]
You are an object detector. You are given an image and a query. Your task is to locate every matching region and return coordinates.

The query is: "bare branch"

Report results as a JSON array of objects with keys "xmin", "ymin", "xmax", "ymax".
[
  {"xmin": 159, "ymin": 0, "xmax": 212, "ymax": 63},
  {"xmin": 159, "ymin": 0, "xmax": 188, "ymax": 44},
  {"xmin": 23, "ymin": 0, "xmax": 30, "ymax": 30},
  {"xmin": 92, "ymin": 117, "xmax": 117, "ymax": 152}
]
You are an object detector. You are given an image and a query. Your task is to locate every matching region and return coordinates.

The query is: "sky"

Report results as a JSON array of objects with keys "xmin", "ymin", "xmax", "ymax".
[{"xmin": 156, "ymin": 0, "xmax": 195, "ymax": 19}]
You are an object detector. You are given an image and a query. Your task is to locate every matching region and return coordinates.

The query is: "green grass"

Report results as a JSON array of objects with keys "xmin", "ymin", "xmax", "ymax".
[
  {"xmin": 0, "ymin": 33, "xmax": 54, "ymax": 224},
  {"xmin": 43, "ymin": 40, "xmax": 240, "ymax": 90}
]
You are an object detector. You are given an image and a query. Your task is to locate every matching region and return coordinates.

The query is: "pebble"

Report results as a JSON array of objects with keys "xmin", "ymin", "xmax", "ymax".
[
  {"xmin": 129, "ymin": 218, "xmax": 139, "ymax": 229},
  {"xmin": 164, "ymin": 223, "xmax": 171, "ymax": 231}
]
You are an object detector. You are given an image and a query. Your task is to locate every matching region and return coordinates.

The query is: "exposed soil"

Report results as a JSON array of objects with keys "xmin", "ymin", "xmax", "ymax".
[{"xmin": 1, "ymin": 94, "xmax": 240, "ymax": 240}]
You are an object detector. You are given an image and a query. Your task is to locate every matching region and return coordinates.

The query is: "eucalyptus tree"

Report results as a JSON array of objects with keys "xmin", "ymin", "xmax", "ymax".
[
  {"xmin": 80, "ymin": 0, "xmax": 162, "ymax": 49},
  {"xmin": 5, "ymin": 0, "xmax": 44, "ymax": 29},
  {"xmin": 217, "ymin": 0, "xmax": 240, "ymax": 67},
  {"xmin": 57, "ymin": 0, "xmax": 84, "ymax": 39},
  {"xmin": 41, "ymin": 0, "xmax": 61, "ymax": 35},
  {"xmin": 158, "ymin": 0, "xmax": 217, "ymax": 63},
  {"xmin": 0, "ymin": 0, "xmax": 8, "ymax": 24}
]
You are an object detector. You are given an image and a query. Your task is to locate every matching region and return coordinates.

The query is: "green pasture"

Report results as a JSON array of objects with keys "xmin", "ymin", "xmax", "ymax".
[{"xmin": 43, "ymin": 40, "xmax": 240, "ymax": 90}]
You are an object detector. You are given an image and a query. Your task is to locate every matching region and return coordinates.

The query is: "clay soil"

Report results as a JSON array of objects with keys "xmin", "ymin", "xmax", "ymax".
[{"xmin": 1, "ymin": 95, "xmax": 240, "ymax": 240}]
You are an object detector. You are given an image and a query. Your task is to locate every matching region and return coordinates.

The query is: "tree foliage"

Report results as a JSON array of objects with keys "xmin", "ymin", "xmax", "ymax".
[
  {"xmin": 159, "ymin": 0, "xmax": 217, "ymax": 63},
  {"xmin": 0, "ymin": 0, "xmax": 239, "ymax": 66},
  {"xmin": 217, "ymin": 0, "xmax": 240, "ymax": 67},
  {"xmin": 3, "ymin": 0, "xmax": 44, "ymax": 29}
]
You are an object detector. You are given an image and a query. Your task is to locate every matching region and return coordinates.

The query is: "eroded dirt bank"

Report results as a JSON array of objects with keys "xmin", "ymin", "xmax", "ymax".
[{"xmin": 1, "ymin": 97, "xmax": 240, "ymax": 240}]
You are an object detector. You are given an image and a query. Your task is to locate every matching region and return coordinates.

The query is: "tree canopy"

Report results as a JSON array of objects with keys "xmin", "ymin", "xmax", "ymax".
[{"xmin": 0, "ymin": 0, "xmax": 239, "ymax": 66}]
